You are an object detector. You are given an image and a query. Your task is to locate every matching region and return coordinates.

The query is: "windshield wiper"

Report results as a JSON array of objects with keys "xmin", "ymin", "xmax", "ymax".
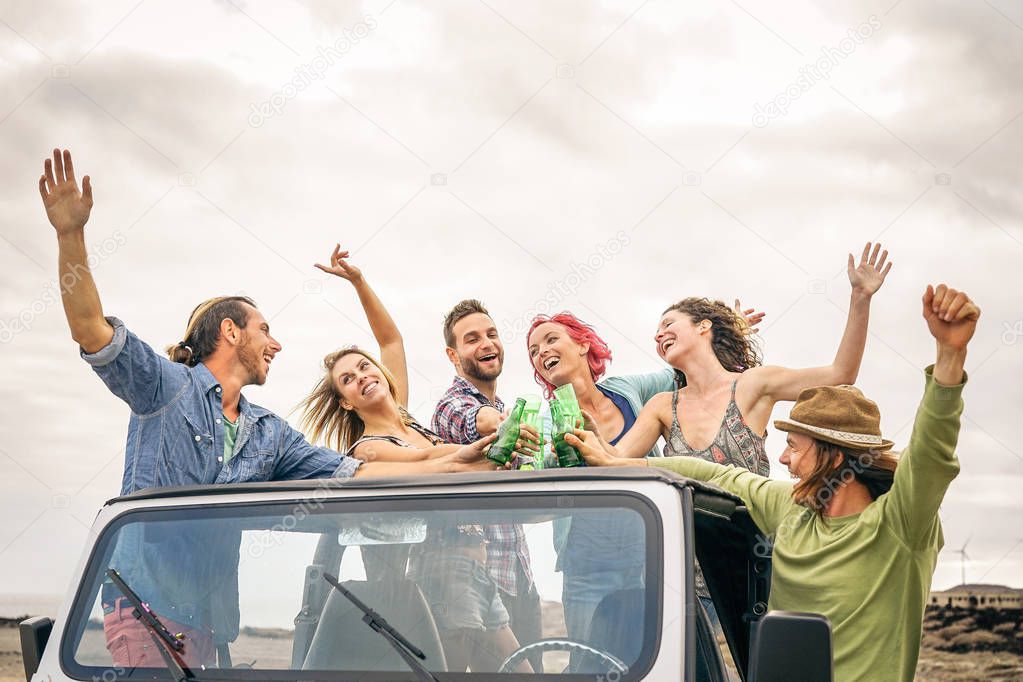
[
  {"xmin": 322, "ymin": 572, "xmax": 440, "ymax": 682},
  {"xmin": 106, "ymin": 568, "xmax": 196, "ymax": 682}
]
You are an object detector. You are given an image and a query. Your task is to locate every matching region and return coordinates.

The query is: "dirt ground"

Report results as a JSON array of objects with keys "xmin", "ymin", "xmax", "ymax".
[
  {"xmin": 2, "ymin": 628, "xmax": 24, "ymax": 682},
  {"xmin": 915, "ymin": 647, "xmax": 1023, "ymax": 681},
  {"xmin": 5, "ymin": 622, "xmax": 1022, "ymax": 681}
]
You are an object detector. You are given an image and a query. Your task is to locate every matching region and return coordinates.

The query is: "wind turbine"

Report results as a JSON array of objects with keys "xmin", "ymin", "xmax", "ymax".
[{"xmin": 950, "ymin": 535, "xmax": 972, "ymax": 587}]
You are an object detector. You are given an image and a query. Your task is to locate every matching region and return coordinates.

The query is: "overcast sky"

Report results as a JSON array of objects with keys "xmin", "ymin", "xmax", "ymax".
[{"xmin": 1, "ymin": 0, "xmax": 1021, "ymax": 613}]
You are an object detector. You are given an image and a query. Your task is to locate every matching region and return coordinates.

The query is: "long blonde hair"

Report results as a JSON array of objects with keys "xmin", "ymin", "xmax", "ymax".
[{"xmin": 297, "ymin": 347, "xmax": 413, "ymax": 453}]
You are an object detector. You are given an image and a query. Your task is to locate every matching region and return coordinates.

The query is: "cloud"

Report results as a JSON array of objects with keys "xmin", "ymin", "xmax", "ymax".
[{"xmin": 0, "ymin": 0, "xmax": 1020, "ymax": 605}]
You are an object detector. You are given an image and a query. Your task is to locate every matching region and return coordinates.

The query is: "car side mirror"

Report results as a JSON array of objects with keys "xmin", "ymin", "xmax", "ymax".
[
  {"xmin": 748, "ymin": 611, "xmax": 832, "ymax": 682},
  {"xmin": 19, "ymin": 616, "xmax": 53, "ymax": 682}
]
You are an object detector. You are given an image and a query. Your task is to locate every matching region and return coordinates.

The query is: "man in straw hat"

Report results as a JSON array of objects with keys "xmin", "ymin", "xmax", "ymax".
[
  {"xmin": 569, "ymin": 282, "xmax": 979, "ymax": 682},
  {"xmin": 38, "ymin": 149, "xmax": 496, "ymax": 668}
]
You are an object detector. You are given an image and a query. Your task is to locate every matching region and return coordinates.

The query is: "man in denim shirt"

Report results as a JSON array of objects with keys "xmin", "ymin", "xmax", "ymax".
[{"xmin": 39, "ymin": 149, "xmax": 490, "ymax": 669}]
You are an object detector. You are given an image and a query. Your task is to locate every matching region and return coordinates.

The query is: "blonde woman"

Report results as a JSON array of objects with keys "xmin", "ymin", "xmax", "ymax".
[
  {"xmin": 299, "ymin": 245, "xmax": 493, "ymax": 463},
  {"xmin": 299, "ymin": 245, "xmax": 530, "ymax": 674}
]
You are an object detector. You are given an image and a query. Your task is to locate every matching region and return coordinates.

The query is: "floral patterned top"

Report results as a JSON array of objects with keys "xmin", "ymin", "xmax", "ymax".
[
  {"xmin": 663, "ymin": 379, "xmax": 768, "ymax": 599},
  {"xmin": 663, "ymin": 379, "xmax": 769, "ymax": 476}
]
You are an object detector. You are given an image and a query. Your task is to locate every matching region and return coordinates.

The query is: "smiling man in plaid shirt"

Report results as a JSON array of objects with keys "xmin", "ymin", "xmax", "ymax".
[{"xmin": 432, "ymin": 299, "xmax": 543, "ymax": 666}]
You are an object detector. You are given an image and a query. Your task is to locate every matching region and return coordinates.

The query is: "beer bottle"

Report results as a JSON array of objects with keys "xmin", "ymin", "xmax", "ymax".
[
  {"xmin": 551, "ymin": 391, "xmax": 585, "ymax": 468},
  {"xmin": 553, "ymin": 383, "xmax": 581, "ymax": 419},
  {"xmin": 487, "ymin": 397, "xmax": 526, "ymax": 466},
  {"xmin": 519, "ymin": 394, "xmax": 543, "ymax": 470}
]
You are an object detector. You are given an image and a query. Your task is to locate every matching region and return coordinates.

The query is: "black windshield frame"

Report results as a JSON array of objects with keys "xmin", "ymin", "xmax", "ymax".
[{"xmin": 61, "ymin": 490, "xmax": 664, "ymax": 682}]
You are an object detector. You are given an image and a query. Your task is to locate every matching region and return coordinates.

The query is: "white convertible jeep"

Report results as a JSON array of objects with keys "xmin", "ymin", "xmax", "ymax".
[{"xmin": 21, "ymin": 468, "xmax": 833, "ymax": 681}]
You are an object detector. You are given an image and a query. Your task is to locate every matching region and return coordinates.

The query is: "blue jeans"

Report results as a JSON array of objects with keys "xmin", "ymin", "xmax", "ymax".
[{"xmin": 563, "ymin": 565, "xmax": 644, "ymax": 672}]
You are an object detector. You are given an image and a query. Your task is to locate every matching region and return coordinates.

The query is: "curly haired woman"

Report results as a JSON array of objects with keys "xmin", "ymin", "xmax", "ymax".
[{"xmin": 599, "ymin": 242, "xmax": 893, "ymax": 467}]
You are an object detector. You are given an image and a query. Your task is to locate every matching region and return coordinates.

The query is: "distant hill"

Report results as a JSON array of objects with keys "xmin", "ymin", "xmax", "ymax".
[{"xmin": 923, "ymin": 604, "xmax": 1022, "ymax": 656}]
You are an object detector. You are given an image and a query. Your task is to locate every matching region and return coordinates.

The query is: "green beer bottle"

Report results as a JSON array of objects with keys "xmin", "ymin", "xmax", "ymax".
[
  {"xmin": 551, "ymin": 391, "xmax": 585, "ymax": 468},
  {"xmin": 487, "ymin": 397, "xmax": 526, "ymax": 466},
  {"xmin": 553, "ymin": 383, "xmax": 580, "ymax": 415},
  {"xmin": 519, "ymin": 394, "xmax": 543, "ymax": 470}
]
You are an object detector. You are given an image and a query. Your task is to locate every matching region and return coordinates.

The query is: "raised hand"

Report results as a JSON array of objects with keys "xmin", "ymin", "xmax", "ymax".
[
  {"xmin": 314, "ymin": 244, "xmax": 363, "ymax": 284},
  {"xmin": 39, "ymin": 149, "xmax": 93, "ymax": 236},
  {"xmin": 923, "ymin": 284, "xmax": 980, "ymax": 351},
  {"xmin": 734, "ymin": 299, "xmax": 766, "ymax": 335},
  {"xmin": 847, "ymin": 242, "xmax": 892, "ymax": 296}
]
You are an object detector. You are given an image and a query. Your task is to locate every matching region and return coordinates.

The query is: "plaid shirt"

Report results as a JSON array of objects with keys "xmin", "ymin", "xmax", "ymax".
[{"xmin": 431, "ymin": 376, "xmax": 534, "ymax": 595}]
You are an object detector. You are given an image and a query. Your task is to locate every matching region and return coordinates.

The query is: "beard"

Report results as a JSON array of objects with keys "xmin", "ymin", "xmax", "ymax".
[
  {"xmin": 461, "ymin": 350, "xmax": 503, "ymax": 382},
  {"xmin": 237, "ymin": 335, "xmax": 266, "ymax": 385}
]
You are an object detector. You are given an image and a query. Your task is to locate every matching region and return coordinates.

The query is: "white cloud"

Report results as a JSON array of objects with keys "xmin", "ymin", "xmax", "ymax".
[{"xmin": 0, "ymin": 0, "xmax": 1021, "ymax": 605}]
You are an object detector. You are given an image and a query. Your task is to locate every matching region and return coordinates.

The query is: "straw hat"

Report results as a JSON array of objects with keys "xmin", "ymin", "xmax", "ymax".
[{"xmin": 774, "ymin": 385, "xmax": 895, "ymax": 451}]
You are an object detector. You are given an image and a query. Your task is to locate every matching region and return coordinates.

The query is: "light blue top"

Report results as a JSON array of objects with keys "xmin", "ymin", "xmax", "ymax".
[
  {"xmin": 598, "ymin": 367, "xmax": 677, "ymax": 457},
  {"xmin": 555, "ymin": 368, "xmax": 678, "ymax": 573}
]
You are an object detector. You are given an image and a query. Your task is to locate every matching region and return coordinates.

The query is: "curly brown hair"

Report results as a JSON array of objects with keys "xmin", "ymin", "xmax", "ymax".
[{"xmin": 662, "ymin": 297, "xmax": 762, "ymax": 383}]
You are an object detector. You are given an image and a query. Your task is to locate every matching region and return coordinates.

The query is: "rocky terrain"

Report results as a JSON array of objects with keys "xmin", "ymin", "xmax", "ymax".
[{"xmin": 915, "ymin": 606, "xmax": 1023, "ymax": 680}]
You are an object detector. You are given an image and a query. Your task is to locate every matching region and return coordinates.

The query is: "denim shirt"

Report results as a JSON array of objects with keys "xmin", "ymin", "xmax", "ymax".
[
  {"xmin": 82, "ymin": 317, "xmax": 361, "ymax": 494},
  {"xmin": 84, "ymin": 317, "xmax": 359, "ymax": 640}
]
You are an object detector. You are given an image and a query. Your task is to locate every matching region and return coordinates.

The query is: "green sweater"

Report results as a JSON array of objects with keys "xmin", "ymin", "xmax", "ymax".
[{"xmin": 650, "ymin": 366, "xmax": 964, "ymax": 682}]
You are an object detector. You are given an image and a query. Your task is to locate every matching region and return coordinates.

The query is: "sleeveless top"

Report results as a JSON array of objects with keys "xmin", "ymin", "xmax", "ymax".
[
  {"xmin": 665, "ymin": 380, "xmax": 768, "ymax": 599},
  {"xmin": 596, "ymin": 385, "xmax": 636, "ymax": 443},
  {"xmin": 663, "ymin": 380, "xmax": 769, "ymax": 477},
  {"xmin": 347, "ymin": 427, "xmax": 442, "ymax": 452},
  {"xmin": 348, "ymin": 418, "xmax": 486, "ymax": 549}
]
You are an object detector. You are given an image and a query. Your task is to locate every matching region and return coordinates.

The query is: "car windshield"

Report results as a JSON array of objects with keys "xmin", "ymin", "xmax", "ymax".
[{"xmin": 63, "ymin": 489, "xmax": 661, "ymax": 680}]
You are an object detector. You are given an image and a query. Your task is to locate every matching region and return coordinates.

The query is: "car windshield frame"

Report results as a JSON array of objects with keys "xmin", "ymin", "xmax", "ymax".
[{"xmin": 60, "ymin": 490, "xmax": 665, "ymax": 682}]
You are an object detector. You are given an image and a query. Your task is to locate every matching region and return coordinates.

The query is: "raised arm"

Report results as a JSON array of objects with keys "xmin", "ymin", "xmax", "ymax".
[
  {"xmin": 886, "ymin": 284, "xmax": 977, "ymax": 547},
  {"xmin": 746, "ymin": 242, "xmax": 891, "ymax": 406},
  {"xmin": 40, "ymin": 149, "xmax": 112, "ymax": 353},
  {"xmin": 925, "ymin": 284, "xmax": 975, "ymax": 386},
  {"xmin": 315, "ymin": 245, "xmax": 409, "ymax": 406}
]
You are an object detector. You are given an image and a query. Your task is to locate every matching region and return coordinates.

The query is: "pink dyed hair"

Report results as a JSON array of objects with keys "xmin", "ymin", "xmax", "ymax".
[{"xmin": 527, "ymin": 312, "xmax": 613, "ymax": 398}]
